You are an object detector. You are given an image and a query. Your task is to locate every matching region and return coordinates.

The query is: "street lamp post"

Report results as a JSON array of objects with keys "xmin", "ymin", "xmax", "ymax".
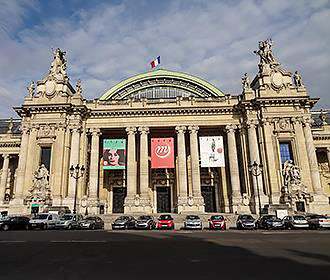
[
  {"xmin": 248, "ymin": 161, "xmax": 263, "ymax": 215},
  {"xmin": 69, "ymin": 164, "xmax": 85, "ymax": 214}
]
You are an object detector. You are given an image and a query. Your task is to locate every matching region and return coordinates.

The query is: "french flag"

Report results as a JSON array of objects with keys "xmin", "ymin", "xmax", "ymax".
[{"xmin": 150, "ymin": 56, "xmax": 160, "ymax": 69}]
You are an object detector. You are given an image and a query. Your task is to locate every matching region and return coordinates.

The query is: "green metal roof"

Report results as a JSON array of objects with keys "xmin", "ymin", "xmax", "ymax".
[{"xmin": 99, "ymin": 68, "xmax": 225, "ymax": 100}]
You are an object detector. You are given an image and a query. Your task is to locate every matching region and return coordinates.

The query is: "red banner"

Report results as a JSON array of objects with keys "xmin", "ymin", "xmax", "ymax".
[{"xmin": 151, "ymin": 138, "xmax": 174, "ymax": 169}]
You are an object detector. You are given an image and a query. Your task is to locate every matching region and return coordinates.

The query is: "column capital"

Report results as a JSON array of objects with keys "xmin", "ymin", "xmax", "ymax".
[
  {"xmin": 175, "ymin": 125, "xmax": 186, "ymax": 134},
  {"xmin": 21, "ymin": 125, "xmax": 30, "ymax": 135},
  {"xmin": 188, "ymin": 125, "xmax": 199, "ymax": 134},
  {"xmin": 138, "ymin": 126, "xmax": 149, "ymax": 135},
  {"xmin": 89, "ymin": 128, "xmax": 101, "ymax": 136},
  {"xmin": 326, "ymin": 147, "xmax": 330, "ymax": 153},
  {"xmin": 1, "ymin": 154, "xmax": 10, "ymax": 160},
  {"xmin": 302, "ymin": 117, "xmax": 314, "ymax": 127},
  {"xmin": 260, "ymin": 118, "xmax": 273, "ymax": 126},
  {"xmin": 70, "ymin": 124, "xmax": 81, "ymax": 133},
  {"xmin": 246, "ymin": 119, "xmax": 258, "ymax": 129},
  {"xmin": 126, "ymin": 126, "xmax": 136, "ymax": 135},
  {"xmin": 225, "ymin": 124, "xmax": 237, "ymax": 133},
  {"xmin": 291, "ymin": 117, "xmax": 303, "ymax": 125}
]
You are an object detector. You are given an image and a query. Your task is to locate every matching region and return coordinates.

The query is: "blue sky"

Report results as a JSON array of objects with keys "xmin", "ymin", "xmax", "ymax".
[{"xmin": 0, "ymin": 0, "xmax": 329, "ymax": 117}]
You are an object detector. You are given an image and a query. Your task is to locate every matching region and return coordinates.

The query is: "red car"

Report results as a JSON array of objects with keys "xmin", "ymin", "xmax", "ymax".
[
  {"xmin": 209, "ymin": 215, "xmax": 226, "ymax": 230},
  {"xmin": 156, "ymin": 214, "xmax": 175, "ymax": 230}
]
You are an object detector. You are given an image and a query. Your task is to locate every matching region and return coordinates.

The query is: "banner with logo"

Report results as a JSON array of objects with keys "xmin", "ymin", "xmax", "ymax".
[
  {"xmin": 103, "ymin": 139, "xmax": 126, "ymax": 170},
  {"xmin": 151, "ymin": 138, "xmax": 174, "ymax": 169},
  {"xmin": 199, "ymin": 136, "xmax": 225, "ymax": 167}
]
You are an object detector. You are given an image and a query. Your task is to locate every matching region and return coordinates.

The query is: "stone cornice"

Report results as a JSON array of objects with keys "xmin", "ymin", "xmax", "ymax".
[
  {"xmin": 14, "ymin": 104, "xmax": 88, "ymax": 117},
  {"xmin": 89, "ymin": 106, "xmax": 235, "ymax": 118},
  {"xmin": 0, "ymin": 141, "xmax": 21, "ymax": 148}
]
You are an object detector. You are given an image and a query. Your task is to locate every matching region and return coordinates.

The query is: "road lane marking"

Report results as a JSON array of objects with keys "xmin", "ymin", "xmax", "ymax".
[
  {"xmin": 0, "ymin": 240, "xmax": 26, "ymax": 243},
  {"xmin": 51, "ymin": 240, "xmax": 107, "ymax": 243}
]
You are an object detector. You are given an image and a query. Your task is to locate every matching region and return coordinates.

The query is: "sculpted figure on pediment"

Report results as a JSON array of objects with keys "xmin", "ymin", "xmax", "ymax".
[
  {"xmin": 49, "ymin": 48, "xmax": 68, "ymax": 81},
  {"xmin": 27, "ymin": 81, "xmax": 35, "ymax": 97},
  {"xmin": 293, "ymin": 71, "xmax": 303, "ymax": 88},
  {"xmin": 254, "ymin": 39, "xmax": 279, "ymax": 71},
  {"xmin": 242, "ymin": 73, "xmax": 250, "ymax": 89}
]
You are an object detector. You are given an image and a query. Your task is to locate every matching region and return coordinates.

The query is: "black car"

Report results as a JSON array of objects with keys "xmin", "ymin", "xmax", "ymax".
[
  {"xmin": 135, "ymin": 215, "xmax": 156, "ymax": 230},
  {"xmin": 236, "ymin": 214, "xmax": 256, "ymax": 229},
  {"xmin": 79, "ymin": 216, "xmax": 104, "ymax": 230},
  {"xmin": 112, "ymin": 216, "xmax": 136, "ymax": 230},
  {"xmin": 0, "ymin": 216, "xmax": 30, "ymax": 231},
  {"xmin": 256, "ymin": 215, "xmax": 284, "ymax": 230}
]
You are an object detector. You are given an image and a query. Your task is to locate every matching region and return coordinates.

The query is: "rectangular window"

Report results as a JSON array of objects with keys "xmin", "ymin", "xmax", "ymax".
[
  {"xmin": 279, "ymin": 142, "xmax": 293, "ymax": 165},
  {"xmin": 41, "ymin": 147, "xmax": 52, "ymax": 171}
]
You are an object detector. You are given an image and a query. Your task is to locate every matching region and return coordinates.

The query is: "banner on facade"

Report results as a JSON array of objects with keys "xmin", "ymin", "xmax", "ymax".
[
  {"xmin": 199, "ymin": 136, "xmax": 225, "ymax": 167},
  {"xmin": 103, "ymin": 139, "xmax": 126, "ymax": 170},
  {"xmin": 151, "ymin": 138, "xmax": 174, "ymax": 169}
]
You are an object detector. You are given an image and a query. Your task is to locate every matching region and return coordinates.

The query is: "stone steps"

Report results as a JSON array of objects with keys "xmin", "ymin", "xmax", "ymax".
[{"xmin": 100, "ymin": 213, "xmax": 238, "ymax": 230}]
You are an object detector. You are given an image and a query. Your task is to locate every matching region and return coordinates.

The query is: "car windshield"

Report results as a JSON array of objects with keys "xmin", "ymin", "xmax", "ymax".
[
  {"xmin": 293, "ymin": 216, "xmax": 305, "ymax": 220},
  {"xmin": 211, "ymin": 215, "xmax": 224, "ymax": 220},
  {"xmin": 186, "ymin": 215, "xmax": 199, "ymax": 220},
  {"xmin": 265, "ymin": 215, "xmax": 277, "ymax": 220},
  {"xmin": 61, "ymin": 215, "xmax": 73, "ymax": 221},
  {"xmin": 240, "ymin": 215, "xmax": 253, "ymax": 220},
  {"xmin": 159, "ymin": 215, "xmax": 172, "ymax": 220},
  {"xmin": 117, "ymin": 216, "xmax": 129, "ymax": 221},
  {"xmin": 32, "ymin": 214, "xmax": 48, "ymax": 220},
  {"xmin": 138, "ymin": 216, "xmax": 151, "ymax": 220},
  {"xmin": 85, "ymin": 217, "xmax": 96, "ymax": 221}
]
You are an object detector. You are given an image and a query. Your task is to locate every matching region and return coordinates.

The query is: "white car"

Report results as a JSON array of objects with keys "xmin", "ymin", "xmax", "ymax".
[
  {"xmin": 56, "ymin": 214, "xmax": 83, "ymax": 230},
  {"xmin": 29, "ymin": 213, "xmax": 60, "ymax": 230},
  {"xmin": 282, "ymin": 215, "xmax": 309, "ymax": 229},
  {"xmin": 306, "ymin": 214, "xmax": 330, "ymax": 229}
]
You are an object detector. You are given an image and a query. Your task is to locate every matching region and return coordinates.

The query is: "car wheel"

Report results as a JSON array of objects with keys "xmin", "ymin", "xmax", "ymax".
[
  {"xmin": 3, "ymin": 224, "xmax": 9, "ymax": 231},
  {"xmin": 90, "ymin": 224, "xmax": 95, "ymax": 230},
  {"xmin": 25, "ymin": 224, "xmax": 29, "ymax": 230},
  {"xmin": 149, "ymin": 224, "xmax": 153, "ymax": 230},
  {"xmin": 42, "ymin": 224, "xmax": 48, "ymax": 230},
  {"xmin": 67, "ymin": 224, "xmax": 72, "ymax": 230}
]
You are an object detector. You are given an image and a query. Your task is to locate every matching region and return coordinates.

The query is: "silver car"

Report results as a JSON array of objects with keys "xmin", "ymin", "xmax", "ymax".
[
  {"xmin": 184, "ymin": 215, "xmax": 202, "ymax": 230},
  {"xmin": 306, "ymin": 214, "xmax": 330, "ymax": 229},
  {"xmin": 282, "ymin": 215, "xmax": 309, "ymax": 229},
  {"xmin": 56, "ymin": 214, "xmax": 83, "ymax": 230}
]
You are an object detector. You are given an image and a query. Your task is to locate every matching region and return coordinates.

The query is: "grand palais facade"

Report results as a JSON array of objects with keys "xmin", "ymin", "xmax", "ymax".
[{"xmin": 0, "ymin": 40, "xmax": 330, "ymax": 216}]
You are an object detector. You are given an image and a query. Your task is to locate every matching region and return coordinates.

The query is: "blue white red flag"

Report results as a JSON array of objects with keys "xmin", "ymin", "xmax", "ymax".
[{"xmin": 150, "ymin": 56, "xmax": 160, "ymax": 69}]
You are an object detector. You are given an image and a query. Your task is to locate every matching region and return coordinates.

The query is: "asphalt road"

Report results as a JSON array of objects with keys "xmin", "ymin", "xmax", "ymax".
[{"xmin": 0, "ymin": 229, "xmax": 329, "ymax": 280}]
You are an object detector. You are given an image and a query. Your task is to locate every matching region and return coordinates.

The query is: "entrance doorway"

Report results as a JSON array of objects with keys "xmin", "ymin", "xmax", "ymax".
[
  {"xmin": 113, "ymin": 187, "xmax": 126, "ymax": 213},
  {"xmin": 201, "ymin": 186, "xmax": 216, "ymax": 212},
  {"xmin": 156, "ymin": 187, "xmax": 171, "ymax": 213}
]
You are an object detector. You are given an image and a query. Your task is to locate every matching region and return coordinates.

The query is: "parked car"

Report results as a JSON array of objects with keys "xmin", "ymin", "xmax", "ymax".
[
  {"xmin": 112, "ymin": 216, "xmax": 136, "ymax": 230},
  {"xmin": 156, "ymin": 214, "xmax": 175, "ymax": 230},
  {"xmin": 236, "ymin": 214, "xmax": 256, "ymax": 230},
  {"xmin": 79, "ymin": 216, "xmax": 104, "ymax": 230},
  {"xmin": 56, "ymin": 214, "xmax": 83, "ymax": 230},
  {"xmin": 184, "ymin": 215, "xmax": 202, "ymax": 230},
  {"xmin": 282, "ymin": 215, "xmax": 309, "ymax": 229},
  {"xmin": 208, "ymin": 215, "xmax": 226, "ymax": 230},
  {"xmin": 29, "ymin": 213, "xmax": 60, "ymax": 230},
  {"xmin": 0, "ymin": 216, "xmax": 30, "ymax": 231},
  {"xmin": 305, "ymin": 214, "xmax": 330, "ymax": 229},
  {"xmin": 43, "ymin": 206, "xmax": 71, "ymax": 216},
  {"xmin": 256, "ymin": 215, "xmax": 284, "ymax": 230},
  {"xmin": 135, "ymin": 215, "xmax": 156, "ymax": 230}
]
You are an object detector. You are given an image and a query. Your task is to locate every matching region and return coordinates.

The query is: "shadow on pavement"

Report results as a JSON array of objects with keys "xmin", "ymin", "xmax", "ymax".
[{"xmin": 0, "ymin": 231, "xmax": 329, "ymax": 280}]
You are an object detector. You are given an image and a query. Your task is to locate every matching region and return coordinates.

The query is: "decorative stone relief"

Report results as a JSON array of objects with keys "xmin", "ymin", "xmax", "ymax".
[{"xmin": 280, "ymin": 160, "xmax": 313, "ymax": 207}]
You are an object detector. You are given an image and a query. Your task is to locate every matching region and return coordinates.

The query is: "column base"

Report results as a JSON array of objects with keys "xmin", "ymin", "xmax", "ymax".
[
  {"xmin": 9, "ymin": 198, "xmax": 28, "ymax": 215},
  {"xmin": 177, "ymin": 196, "xmax": 205, "ymax": 214},
  {"xmin": 87, "ymin": 198, "xmax": 99, "ymax": 215},
  {"xmin": 124, "ymin": 195, "xmax": 152, "ymax": 214},
  {"xmin": 309, "ymin": 194, "xmax": 330, "ymax": 214}
]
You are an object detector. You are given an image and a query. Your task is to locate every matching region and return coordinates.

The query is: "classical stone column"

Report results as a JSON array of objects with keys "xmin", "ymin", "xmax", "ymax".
[
  {"xmin": 326, "ymin": 148, "xmax": 330, "ymax": 168},
  {"xmin": 0, "ymin": 154, "xmax": 10, "ymax": 203},
  {"xmin": 89, "ymin": 128, "xmax": 101, "ymax": 202},
  {"xmin": 138, "ymin": 127, "xmax": 151, "ymax": 203},
  {"xmin": 292, "ymin": 118, "xmax": 313, "ymax": 190},
  {"xmin": 246, "ymin": 120, "xmax": 266, "ymax": 203},
  {"xmin": 23, "ymin": 126, "xmax": 38, "ymax": 197},
  {"xmin": 176, "ymin": 126, "xmax": 188, "ymax": 210},
  {"xmin": 226, "ymin": 125, "xmax": 241, "ymax": 203},
  {"xmin": 13, "ymin": 126, "xmax": 30, "ymax": 203},
  {"xmin": 124, "ymin": 127, "xmax": 137, "ymax": 212},
  {"xmin": 303, "ymin": 118, "xmax": 323, "ymax": 194},
  {"xmin": 68, "ymin": 125, "xmax": 81, "ymax": 198},
  {"xmin": 261, "ymin": 118, "xmax": 280, "ymax": 203},
  {"xmin": 188, "ymin": 125, "xmax": 204, "ymax": 210}
]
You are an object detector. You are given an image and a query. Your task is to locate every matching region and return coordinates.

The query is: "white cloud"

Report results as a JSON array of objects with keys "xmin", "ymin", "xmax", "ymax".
[{"xmin": 0, "ymin": 0, "xmax": 329, "ymax": 117}]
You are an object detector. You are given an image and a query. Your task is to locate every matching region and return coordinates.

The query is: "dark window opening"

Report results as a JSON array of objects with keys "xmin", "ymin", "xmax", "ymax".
[
  {"xmin": 279, "ymin": 142, "xmax": 293, "ymax": 166},
  {"xmin": 41, "ymin": 147, "xmax": 52, "ymax": 171}
]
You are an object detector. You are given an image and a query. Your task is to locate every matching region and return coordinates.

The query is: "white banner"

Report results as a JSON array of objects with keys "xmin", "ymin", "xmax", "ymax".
[{"xmin": 199, "ymin": 136, "xmax": 225, "ymax": 167}]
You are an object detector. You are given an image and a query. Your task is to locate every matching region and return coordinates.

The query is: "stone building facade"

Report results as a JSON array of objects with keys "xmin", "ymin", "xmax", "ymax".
[{"xmin": 0, "ymin": 41, "xmax": 329, "ymax": 215}]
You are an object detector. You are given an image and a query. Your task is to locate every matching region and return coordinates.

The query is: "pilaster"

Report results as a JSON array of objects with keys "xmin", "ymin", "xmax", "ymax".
[{"xmin": 0, "ymin": 154, "xmax": 10, "ymax": 204}]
